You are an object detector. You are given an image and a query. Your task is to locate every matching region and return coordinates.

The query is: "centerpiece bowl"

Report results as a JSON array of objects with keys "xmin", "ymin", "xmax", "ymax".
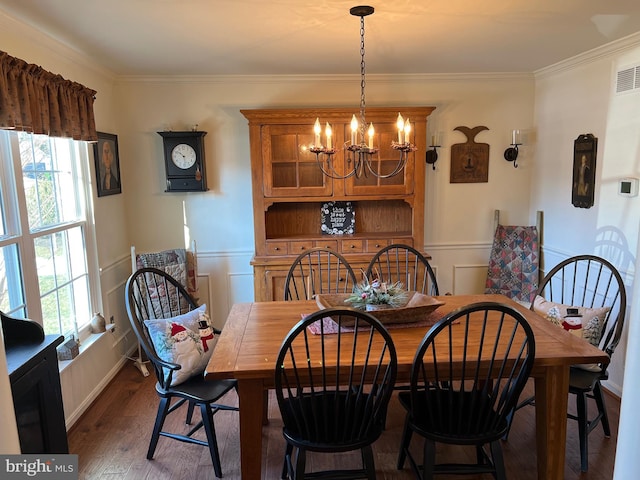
[{"xmin": 315, "ymin": 291, "xmax": 445, "ymax": 326}]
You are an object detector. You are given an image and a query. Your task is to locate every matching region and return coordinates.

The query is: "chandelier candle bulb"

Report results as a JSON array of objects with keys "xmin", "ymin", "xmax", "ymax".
[
  {"xmin": 325, "ymin": 123, "xmax": 332, "ymax": 149},
  {"xmin": 397, "ymin": 113, "xmax": 405, "ymax": 143},
  {"xmin": 368, "ymin": 123, "xmax": 375, "ymax": 149},
  {"xmin": 404, "ymin": 119, "xmax": 411, "ymax": 143},
  {"xmin": 512, "ymin": 129, "xmax": 518, "ymax": 145},
  {"xmin": 351, "ymin": 115, "xmax": 358, "ymax": 145},
  {"xmin": 314, "ymin": 118, "xmax": 322, "ymax": 147}
]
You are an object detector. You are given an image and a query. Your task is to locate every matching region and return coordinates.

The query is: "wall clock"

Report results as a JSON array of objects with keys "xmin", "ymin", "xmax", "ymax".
[{"xmin": 158, "ymin": 130, "xmax": 207, "ymax": 192}]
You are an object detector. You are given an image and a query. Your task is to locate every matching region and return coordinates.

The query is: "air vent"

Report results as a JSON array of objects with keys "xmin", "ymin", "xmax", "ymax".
[{"xmin": 616, "ymin": 64, "xmax": 640, "ymax": 94}]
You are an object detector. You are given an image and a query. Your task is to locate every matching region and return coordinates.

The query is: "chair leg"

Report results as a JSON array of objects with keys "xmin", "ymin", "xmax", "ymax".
[
  {"xmin": 422, "ymin": 438, "xmax": 436, "ymax": 480},
  {"xmin": 361, "ymin": 445, "xmax": 376, "ymax": 480},
  {"xmin": 476, "ymin": 444, "xmax": 484, "ymax": 465},
  {"xmin": 186, "ymin": 400, "xmax": 196, "ymax": 425},
  {"xmin": 397, "ymin": 414, "xmax": 413, "ymax": 469},
  {"xmin": 282, "ymin": 443, "xmax": 293, "ymax": 479},
  {"xmin": 593, "ymin": 382, "xmax": 611, "ymax": 437},
  {"xmin": 147, "ymin": 397, "xmax": 171, "ymax": 459},
  {"xmin": 575, "ymin": 391, "xmax": 589, "ymax": 472},
  {"xmin": 489, "ymin": 440, "xmax": 507, "ymax": 480},
  {"xmin": 294, "ymin": 448, "xmax": 306, "ymax": 480},
  {"xmin": 200, "ymin": 403, "xmax": 223, "ymax": 478}
]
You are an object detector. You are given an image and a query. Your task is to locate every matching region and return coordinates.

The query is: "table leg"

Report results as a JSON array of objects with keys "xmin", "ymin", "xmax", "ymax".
[
  {"xmin": 238, "ymin": 378, "xmax": 265, "ymax": 480},
  {"xmin": 534, "ymin": 366, "xmax": 569, "ymax": 480},
  {"xmin": 263, "ymin": 389, "xmax": 269, "ymax": 425}
]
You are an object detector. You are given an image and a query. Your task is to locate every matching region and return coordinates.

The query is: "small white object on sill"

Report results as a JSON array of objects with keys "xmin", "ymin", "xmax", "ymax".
[{"xmin": 90, "ymin": 312, "xmax": 107, "ymax": 333}]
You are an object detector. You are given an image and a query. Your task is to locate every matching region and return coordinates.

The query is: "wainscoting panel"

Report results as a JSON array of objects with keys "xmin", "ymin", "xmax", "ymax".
[
  {"xmin": 196, "ymin": 250, "xmax": 254, "ymax": 329},
  {"xmin": 425, "ymin": 242, "xmax": 493, "ymax": 296},
  {"xmin": 453, "ymin": 263, "xmax": 489, "ymax": 295}
]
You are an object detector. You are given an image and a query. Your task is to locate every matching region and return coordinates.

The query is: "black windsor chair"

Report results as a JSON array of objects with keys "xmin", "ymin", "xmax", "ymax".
[
  {"xmin": 505, "ymin": 254, "xmax": 626, "ymax": 472},
  {"xmin": 125, "ymin": 267, "xmax": 238, "ymax": 478},
  {"xmin": 397, "ymin": 302, "xmax": 536, "ymax": 480},
  {"xmin": 365, "ymin": 244, "xmax": 439, "ymax": 296},
  {"xmin": 275, "ymin": 308, "xmax": 397, "ymax": 479},
  {"xmin": 284, "ymin": 247, "xmax": 357, "ymax": 301}
]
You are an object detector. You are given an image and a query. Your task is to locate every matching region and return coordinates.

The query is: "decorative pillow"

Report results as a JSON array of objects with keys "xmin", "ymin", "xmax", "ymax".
[
  {"xmin": 144, "ymin": 304, "xmax": 217, "ymax": 386},
  {"xmin": 532, "ymin": 296, "xmax": 610, "ymax": 372}
]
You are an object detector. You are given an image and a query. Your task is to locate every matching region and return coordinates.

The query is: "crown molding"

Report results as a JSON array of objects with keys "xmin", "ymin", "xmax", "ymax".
[
  {"xmin": 535, "ymin": 31, "xmax": 640, "ymax": 78},
  {"xmin": 0, "ymin": 9, "xmax": 115, "ymax": 81},
  {"xmin": 116, "ymin": 71, "xmax": 533, "ymax": 85}
]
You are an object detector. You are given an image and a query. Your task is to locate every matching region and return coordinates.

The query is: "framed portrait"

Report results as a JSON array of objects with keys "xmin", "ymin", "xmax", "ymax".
[
  {"xmin": 93, "ymin": 132, "xmax": 122, "ymax": 197},
  {"xmin": 571, "ymin": 134, "xmax": 597, "ymax": 209}
]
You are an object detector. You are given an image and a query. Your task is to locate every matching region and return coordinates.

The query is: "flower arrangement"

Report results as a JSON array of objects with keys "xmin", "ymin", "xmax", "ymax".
[{"xmin": 345, "ymin": 271, "xmax": 408, "ymax": 311}]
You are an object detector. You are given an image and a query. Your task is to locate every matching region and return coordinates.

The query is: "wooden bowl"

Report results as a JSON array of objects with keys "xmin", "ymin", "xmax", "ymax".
[{"xmin": 315, "ymin": 291, "xmax": 445, "ymax": 326}]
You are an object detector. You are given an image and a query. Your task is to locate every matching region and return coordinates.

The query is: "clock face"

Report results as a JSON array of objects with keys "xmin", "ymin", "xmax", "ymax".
[{"xmin": 171, "ymin": 143, "xmax": 197, "ymax": 169}]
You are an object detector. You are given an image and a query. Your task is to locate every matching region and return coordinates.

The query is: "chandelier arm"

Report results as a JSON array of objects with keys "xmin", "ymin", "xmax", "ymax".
[
  {"xmin": 364, "ymin": 154, "xmax": 409, "ymax": 179},
  {"xmin": 314, "ymin": 152, "xmax": 357, "ymax": 179}
]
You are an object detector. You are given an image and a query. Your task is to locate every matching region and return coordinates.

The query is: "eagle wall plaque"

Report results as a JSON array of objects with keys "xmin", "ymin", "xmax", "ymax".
[{"xmin": 450, "ymin": 126, "xmax": 490, "ymax": 183}]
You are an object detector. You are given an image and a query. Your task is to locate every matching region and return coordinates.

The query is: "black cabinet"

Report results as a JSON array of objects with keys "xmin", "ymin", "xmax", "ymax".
[{"xmin": 6, "ymin": 335, "xmax": 69, "ymax": 453}]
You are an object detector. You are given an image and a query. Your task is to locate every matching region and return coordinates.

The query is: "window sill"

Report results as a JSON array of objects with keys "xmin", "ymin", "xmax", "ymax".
[{"xmin": 58, "ymin": 323, "xmax": 116, "ymax": 373}]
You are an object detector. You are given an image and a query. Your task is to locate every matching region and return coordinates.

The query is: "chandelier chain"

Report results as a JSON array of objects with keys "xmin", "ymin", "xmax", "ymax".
[{"xmin": 359, "ymin": 14, "xmax": 367, "ymax": 142}]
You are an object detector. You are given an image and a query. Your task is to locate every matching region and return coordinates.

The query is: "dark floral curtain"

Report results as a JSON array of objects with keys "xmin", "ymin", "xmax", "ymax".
[{"xmin": 0, "ymin": 50, "xmax": 97, "ymax": 141}]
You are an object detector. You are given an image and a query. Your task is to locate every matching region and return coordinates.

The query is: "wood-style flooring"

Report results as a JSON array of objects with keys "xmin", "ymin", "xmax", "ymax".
[{"xmin": 68, "ymin": 363, "xmax": 619, "ymax": 479}]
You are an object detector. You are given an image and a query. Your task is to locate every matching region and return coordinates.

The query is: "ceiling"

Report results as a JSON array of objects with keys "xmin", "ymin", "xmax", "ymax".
[{"xmin": 2, "ymin": 0, "xmax": 640, "ymax": 77}]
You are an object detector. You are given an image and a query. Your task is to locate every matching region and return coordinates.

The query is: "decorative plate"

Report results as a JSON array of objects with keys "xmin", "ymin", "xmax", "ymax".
[{"xmin": 315, "ymin": 291, "xmax": 445, "ymax": 326}]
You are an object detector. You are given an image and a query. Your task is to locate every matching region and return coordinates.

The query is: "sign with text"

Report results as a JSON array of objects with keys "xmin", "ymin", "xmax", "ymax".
[
  {"xmin": 0, "ymin": 455, "xmax": 78, "ymax": 479},
  {"xmin": 321, "ymin": 201, "xmax": 355, "ymax": 235}
]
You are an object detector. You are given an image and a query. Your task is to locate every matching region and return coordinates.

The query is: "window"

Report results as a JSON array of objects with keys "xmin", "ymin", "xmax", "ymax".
[{"xmin": 0, "ymin": 130, "xmax": 99, "ymax": 338}]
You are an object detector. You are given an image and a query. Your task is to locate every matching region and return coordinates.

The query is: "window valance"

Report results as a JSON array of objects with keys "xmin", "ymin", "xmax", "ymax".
[{"xmin": 0, "ymin": 50, "xmax": 97, "ymax": 141}]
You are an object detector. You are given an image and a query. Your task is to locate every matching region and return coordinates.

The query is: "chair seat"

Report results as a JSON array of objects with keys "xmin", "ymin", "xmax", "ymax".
[
  {"xmin": 281, "ymin": 392, "xmax": 385, "ymax": 452},
  {"xmin": 398, "ymin": 390, "xmax": 508, "ymax": 444},
  {"xmin": 157, "ymin": 374, "xmax": 237, "ymax": 402},
  {"xmin": 569, "ymin": 366, "xmax": 608, "ymax": 392}
]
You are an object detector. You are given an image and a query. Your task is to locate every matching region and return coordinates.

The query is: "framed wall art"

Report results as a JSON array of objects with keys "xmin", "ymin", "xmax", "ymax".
[
  {"xmin": 571, "ymin": 133, "xmax": 597, "ymax": 209},
  {"xmin": 450, "ymin": 126, "xmax": 490, "ymax": 183},
  {"xmin": 93, "ymin": 132, "xmax": 122, "ymax": 197},
  {"xmin": 320, "ymin": 201, "xmax": 355, "ymax": 235}
]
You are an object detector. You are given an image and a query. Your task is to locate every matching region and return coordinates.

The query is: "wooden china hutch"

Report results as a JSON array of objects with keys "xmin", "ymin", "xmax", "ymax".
[{"xmin": 242, "ymin": 107, "xmax": 434, "ymax": 302}]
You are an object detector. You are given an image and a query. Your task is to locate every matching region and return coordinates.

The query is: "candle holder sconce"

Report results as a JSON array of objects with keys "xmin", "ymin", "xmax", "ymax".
[
  {"xmin": 504, "ymin": 130, "xmax": 521, "ymax": 168},
  {"xmin": 426, "ymin": 132, "xmax": 441, "ymax": 170},
  {"xmin": 426, "ymin": 145, "xmax": 440, "ymax": 170}
]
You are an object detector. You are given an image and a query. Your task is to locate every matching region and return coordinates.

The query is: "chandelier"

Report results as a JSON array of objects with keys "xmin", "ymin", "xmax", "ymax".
[{"xmin": 310, "ymin": 5, "xmax": 416, "ymax": 179}]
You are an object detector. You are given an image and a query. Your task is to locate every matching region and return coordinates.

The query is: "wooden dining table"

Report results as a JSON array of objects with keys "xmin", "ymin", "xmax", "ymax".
[{"xmin": 205, "ymin": 294, "xmax": 609, "ymax": 480}]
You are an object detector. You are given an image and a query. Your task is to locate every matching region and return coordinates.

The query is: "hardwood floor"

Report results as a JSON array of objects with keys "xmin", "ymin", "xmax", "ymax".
[{"xmin": 68, "ymin": 364, "xmax": 619, "ymax": 479}]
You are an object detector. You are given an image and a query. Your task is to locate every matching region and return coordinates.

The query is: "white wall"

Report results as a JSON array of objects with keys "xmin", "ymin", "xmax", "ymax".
[
  {"xmin": 532, "ymin": 38, "xmax": 640, "ymax": 396},
  {"xmin": 114, "ymin": 73, "xmax": 535, "ymax": 320},
  {"xmin": 528, "ymin": 38, "xmax": 640, "ymax": 480}
]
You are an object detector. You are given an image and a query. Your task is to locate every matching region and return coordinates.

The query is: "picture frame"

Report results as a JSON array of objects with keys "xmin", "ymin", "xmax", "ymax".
[
  {"xmin": 93, "ymin": 132, "xmax": 122, "ymax": 197},
  {"xmin": 571, "ymin": 133, "xmax": 597, "ymax": 209}
]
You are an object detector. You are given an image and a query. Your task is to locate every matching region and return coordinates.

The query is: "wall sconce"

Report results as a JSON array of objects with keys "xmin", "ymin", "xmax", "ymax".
[
  {"xmin": 504, "ymin": 129, "xmax": 521, "ymax": 168},
  {"xmin": 426, "ymin": 132, "xmax": 441, "ymax": 170}
]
